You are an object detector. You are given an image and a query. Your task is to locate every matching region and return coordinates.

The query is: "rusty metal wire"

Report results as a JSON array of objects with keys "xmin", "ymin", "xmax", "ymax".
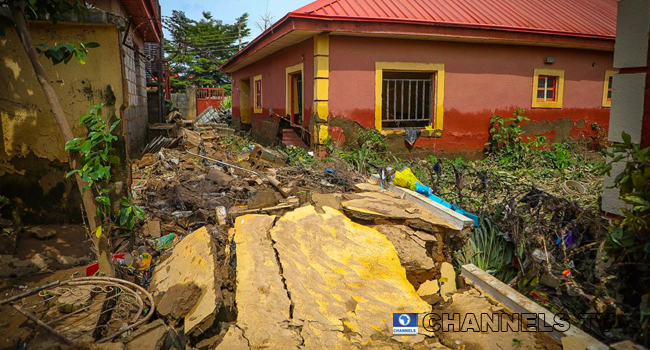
[{"xmin": 2, "ymin": 277, "xmax": 155, "ymax": 345}]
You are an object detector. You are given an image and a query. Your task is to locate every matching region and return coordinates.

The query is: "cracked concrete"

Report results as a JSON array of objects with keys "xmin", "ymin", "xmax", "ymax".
[{"xmin": 221, "ymin": 205, "xmax": 441, "ymax": 349}]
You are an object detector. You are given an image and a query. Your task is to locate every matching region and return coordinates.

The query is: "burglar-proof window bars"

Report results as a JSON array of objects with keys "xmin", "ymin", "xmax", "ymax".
[{"xmin": 381, "ymin": 71, "xmax": 434, "ymax": 129}]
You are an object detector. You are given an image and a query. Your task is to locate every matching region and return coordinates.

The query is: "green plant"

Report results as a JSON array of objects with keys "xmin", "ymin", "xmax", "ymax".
[
  {"xmin": 454, "ymin": 217, "xmax": 517, "ymax": 282},
  {"xmin": 600, "ymin": 132, "xmax": 650, "ymax": 345},
  {"xmin": 542, "ymin": 142, "xmax": 574, "ymax": 170},
  {"xmin": 485, "ymin": 109, "xmax": 530, "ymax": 167},
  {"xmin": 65, "ymin": 103, "xmax": 144, "ymax": 232},
  {"xmin": 283, "ymin": 145, "xmax": 314, "ymax": 167},
  {"xmin": 35, "ymin": 42, "xmax": 99, "ymax": 65},
  {"xmin": 220, "ymin": 95, "xmax": 232, "ymax": 110}
]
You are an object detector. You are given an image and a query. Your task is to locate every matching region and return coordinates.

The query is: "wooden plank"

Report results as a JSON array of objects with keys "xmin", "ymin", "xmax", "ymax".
[
  {"xmin": 369, "ymin": 175, "xmax": 473, "ymax": 230},
  {"xmin": 461, "ymin": 264, "xmax": 608, "ymax": 350}
]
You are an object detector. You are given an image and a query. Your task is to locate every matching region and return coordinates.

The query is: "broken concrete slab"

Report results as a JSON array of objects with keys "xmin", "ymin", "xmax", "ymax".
[
  {"xmin": 439, "ymin": 262, "xmax": 457, "ymax": 301},
  {"xmin": 311, "ymin": 192, "xmax": 344, "ymax": 211},
  {"xmin": 206, "ymin": 168, "xmax": 234, "ymax": 185},
  {"xmin": 155, "ymin": 282, "xmax": 202, "ymax": 324},
  {"xmin": 246, "ymin": 189, "xmax": 279, "ymax": 209},
  {"xmin": 417, "ymin": 279, "xmax": 440, "ymax": 297},
  {"xmin": 373, "ymin": 224, "xmax": 436, "ymax": 287},
  {"xmin": 341, "ymin": 191, "xmax": 457, "ymax": 233},
  {"xmin": 215, "ymin": 325, "xmax": 249, "ymax": 350},
  {"xmin": 269, "ymin": 205, "xmax": 432, "ymax": 347},
  {"xmin": 124, "ymin": 319, "xmax": 169, "ymax": 350},
  {"xmin": 218, "ymin": 214, "xmax": 303, "ymax": 349},
  {"xmin": 150, "ymin": 227, "xmax": 220, "ymax": 336}
]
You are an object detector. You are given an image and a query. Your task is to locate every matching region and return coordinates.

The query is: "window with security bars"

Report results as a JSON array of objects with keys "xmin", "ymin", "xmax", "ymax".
[
  {"xmin": 381, "ymin": 72, "xmax": 434, "ymax": 129},
  {"xmin": 536, "ymin": 75, "xmax": 557, "ymax": 102},
  {"xmin": 254, "ymin": 79, "xmax": 262, "ymax": 109}
]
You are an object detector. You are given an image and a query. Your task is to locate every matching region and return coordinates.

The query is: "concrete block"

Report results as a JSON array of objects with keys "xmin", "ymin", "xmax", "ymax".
[
  {"xmin": 614, "ymin": 0, "xmax": 650, "ymax": 68},
  {"xmin": 609, "ymin": 73, "xmax": 645, "ymax": 143}
]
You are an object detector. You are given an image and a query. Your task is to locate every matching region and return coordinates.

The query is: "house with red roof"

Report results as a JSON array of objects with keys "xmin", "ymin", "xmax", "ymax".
[{"xmin": 221, "ymin": 0, "xmax": 617, "ymax": 157}]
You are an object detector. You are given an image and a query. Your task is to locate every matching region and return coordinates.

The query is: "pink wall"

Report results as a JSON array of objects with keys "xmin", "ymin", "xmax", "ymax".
[
  {"xmin": 232, "ymin": 37, "xmax": 314, "ymax": 132},
  {"xmin": 329, "ymin": 36, "xmax": 613, "ymax": 154}
]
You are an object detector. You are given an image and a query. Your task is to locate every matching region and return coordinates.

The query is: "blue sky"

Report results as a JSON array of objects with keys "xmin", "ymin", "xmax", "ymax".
[{"xmin": 159, "ymin": 0, "xmax": 312, "ymax": 40}]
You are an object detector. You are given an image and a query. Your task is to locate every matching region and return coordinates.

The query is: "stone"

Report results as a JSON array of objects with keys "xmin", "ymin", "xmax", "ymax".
[
  {"xmin": 206, "ymin": 168, "xmax": 234, "ymax": 185},
  {"xmin": 155, "ymin": 282, "xmax": 203, "ymax": 324},
  {"xmin": 246, "ymin": 189, "xmax": 278, "ymax": 209},
  {"xmin": 215, "ymin": 206, "xmax": 227, "ymax": 226},
  {"xmin": 125, "ymin": 319, "xmax": 169, "ymax": 350},
  {"xmin": 150, "ymin": 227, "xmax": 219, "ymax": 336},
  {"xmin": 215, "ymin": 325, "xmax": 251, "ymax": 350},
  {"xmin": 439, "ymin": 262, "xmax": 457, "ymax": 301},
  {"xmin": 417, "ymin": 279, "xmax": 440, "ymax": 297},
  {"xmin": 28, "ymin": 226, "xmax": 56, "ymax": 240},
  {"xmin": 341, "ymin": 191, "xmax": 457, "ymax": 233},
  {"xmin": 0, "ymin": 228, "xmax": 17, "ymax": 255},
  {"xmin": 373, "ymin": 224, "xmax": 436, "ymax": 287},
  {"xmin": 144, "ymin": 219, "xmax": 161, "ymax": 238}
]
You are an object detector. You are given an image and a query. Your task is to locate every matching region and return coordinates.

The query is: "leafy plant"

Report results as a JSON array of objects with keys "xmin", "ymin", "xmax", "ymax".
[
  {"xmin": 600, "ymin": 132, "xmax": 650, "ymax": 345},
  {"xmin": 485, "ymin": 109, "xmax": 530, "ymax": 167},
  {"xmin": 65, "ymin": 103, "xmax": 144, "ymax": 231},
  {"xmin": 454, "ymin": 217, "xmax": 517, "ymax": 282},
  {"xmin": 35, "ymin": 42, "xmax": 99, "ymax": 65},
  {"xmin": 283, "ymin": 145, "xmax": 314, "ymax": 167},
  {"xmin": 542, "ymin": 142, "xmax": 574, "ymax": 170}
]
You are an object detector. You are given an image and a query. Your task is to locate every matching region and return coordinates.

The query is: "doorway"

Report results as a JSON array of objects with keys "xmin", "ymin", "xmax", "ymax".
[
  {"xmin": 289, "ymin": 72, "xmax": 303, "ymax": 125},
  {"xmin": 239, "ymin": 78, "xmax": 251, "ymax": 125}
]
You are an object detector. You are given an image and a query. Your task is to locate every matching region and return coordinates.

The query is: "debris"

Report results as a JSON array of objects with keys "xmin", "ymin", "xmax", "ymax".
[
  {"xmin": 562, "ymin": 180, "xmax": 586, "ymax": 195},
  {"xmin": 124, "ymin": 319, "xmax": 169, "ymax": 350},
  {"xmin": 150, "ymin": 227, "xmax": 220, "ymax": 336},
  {"xmin": 155, "ymin": 283, "xmax": 203, "ymax": 324},
  {"xmin": 439, "ymin": 262, "xmax": 457, "ymax": 301},
  {"xmin": 142, "ymin": 135, "xmax": 181, "ymax": 155},
  {"xmin": 149, "ymin": 234, "xmax": 178, "ymax": 252},
  {"xmin": 143, "ymin": 219, "xmax": 161, "ymax": 238},
  {"xmin": 0, "ymin": 227, "xmax": 17, "ymax": 255},
  {"xmin": 373, "ymin": 224, "xmax": 437, "ymax": 287},
  {"xmin": 250, "ymin": 144, "xmax": 288, "ymax": 165},
  {"xmin": 206, "ymin": 168, "xmax": 234, "ymax": 185},
  {"xmin": 28, "ymin": 227, "xmax": 56, "ymax": 240},
  {"xmin": 341, "ymin": 191, "xmax": 457, "ymax": 233},
  {"xmin": 215, "ymin": 206, "xmax": 228, "ymax": 226},
  {"xmin": 246, "ymin": 189, "xmax": 279, "ymax": 209},
  {"xmin": 417, "ymin": 279, "xmax": 440, "ymax": 297}
]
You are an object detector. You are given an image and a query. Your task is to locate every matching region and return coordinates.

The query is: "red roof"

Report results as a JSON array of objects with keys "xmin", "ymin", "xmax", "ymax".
[
  {"xmin": 291, "ymin": 0, "xmax": 617, "ymax": 39},
  {"xmin": 221, "ymin": 0, "xmax": 616, "ymax": 72}
]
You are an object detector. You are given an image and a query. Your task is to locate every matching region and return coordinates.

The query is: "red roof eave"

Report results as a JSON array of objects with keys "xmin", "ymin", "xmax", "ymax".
[
  {"xmin": 221, "ymin": 13, "xmax": 614, "ymax": 73},
  {"xmin": 120, "ymin": 0, "xmax": 163, "ymax": 43}
]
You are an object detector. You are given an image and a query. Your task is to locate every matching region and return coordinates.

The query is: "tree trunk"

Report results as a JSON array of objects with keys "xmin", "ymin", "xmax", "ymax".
[{"xmin": 9, "ymin": 5, "xmax": 114, "ymax": 276}]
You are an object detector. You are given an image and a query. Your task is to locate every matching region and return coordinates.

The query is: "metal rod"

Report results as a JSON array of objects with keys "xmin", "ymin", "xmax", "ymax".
[
  {"xmin": 408, "ymin": 80, "xmax": 412, "ymax": 119},
  {"xmin": 393, "ymin": 80, "xmax": 396, "ymax": 121},
  {"xmin": 400, "ymin": 80, "xmax": 404, "ymax": 121},
  {"xmin": 0, "ymin": 280, "xmax": 60, "ymax": 305},
  {"xmin": 186, "ymin": 151, "xmax": 259, "ymax": 175},
  {"xmin": 385, "ymin": 80, "xmax": 389, "ymax": 121},
  {"xmin": 13, "ymin": 304, "xmax": 74, "ymax": 346},
  {"xmin": 415, "ymin": 80, "xmax": 419, "ymax": 120}
]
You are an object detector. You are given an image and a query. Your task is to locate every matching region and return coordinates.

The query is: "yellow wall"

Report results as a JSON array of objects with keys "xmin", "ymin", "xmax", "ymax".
[{"xmin": 0, "ymin": 22, "xmax": 125, "ymax": 174}]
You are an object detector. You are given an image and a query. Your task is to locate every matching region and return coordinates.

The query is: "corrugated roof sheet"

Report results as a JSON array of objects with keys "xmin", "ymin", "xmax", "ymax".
[{"xmin": 291, "ymin": 0, "xmax": 617, "ymax": 38}]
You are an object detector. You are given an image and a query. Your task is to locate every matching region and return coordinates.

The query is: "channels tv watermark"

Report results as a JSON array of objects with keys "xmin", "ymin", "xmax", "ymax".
[
  {"xmin": 393, "ymin": 313, "xmax": 419, "ymax": 335},
  {"xmin": 422, "ymin": 312, "xmax": 616, "ymax": 333},
  {"xmin": 391, "ymin": 312, "xmax": 616, "ymax": 335}
]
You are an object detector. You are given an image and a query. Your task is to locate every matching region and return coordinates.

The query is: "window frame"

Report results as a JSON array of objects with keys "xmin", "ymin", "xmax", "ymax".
[
  {"xmin": 602, "ymin": 70, "xmax": 618, "ymax": 107},
  {"xmin": 253, "ymin": 74, "xmax": 262, "ymax": 114},
  {"xmin": 532, "ymin": 69, "xmax": 564, "ymax": 109},
  {"xmin": 374, "ymin": 62, "xmax": 445, "ymax": 135}
]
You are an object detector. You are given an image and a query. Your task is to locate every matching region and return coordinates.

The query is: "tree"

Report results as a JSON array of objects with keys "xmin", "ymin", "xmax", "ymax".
[
  {"xmin": 254, "ymin": 1, "xmax": 274, "ymax": 32},
  {"xmin": 1, "ymin": 0, "xmax": 115, "ymax": 275},
  {"xmin": 164, "ymin": 11, "xmax": 250, "ymax": 92}
]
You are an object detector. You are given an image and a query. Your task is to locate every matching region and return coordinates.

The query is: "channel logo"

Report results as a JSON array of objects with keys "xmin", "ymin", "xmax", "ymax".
[{"xmin": 393, "ymin": 313, "xmax": 418, "ymax": 335}]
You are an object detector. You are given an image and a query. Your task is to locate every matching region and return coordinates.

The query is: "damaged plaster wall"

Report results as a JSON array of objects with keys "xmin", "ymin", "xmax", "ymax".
[
  {"xmin": 327, "ymin": 35, "xmax": 612, "ymax": 157},
  {"xmin": 0, "ymin": 22, "xmax": 125, "ymax": 222},
  {"xmin": 231, "ymin": 37, "xmax": 315, "ymax": 145}
]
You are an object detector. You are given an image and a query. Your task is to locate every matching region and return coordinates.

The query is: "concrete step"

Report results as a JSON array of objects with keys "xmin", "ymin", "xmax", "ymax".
[{"xmin": 281, "ymin": 129, "xmax": 308, "ymax": 149}]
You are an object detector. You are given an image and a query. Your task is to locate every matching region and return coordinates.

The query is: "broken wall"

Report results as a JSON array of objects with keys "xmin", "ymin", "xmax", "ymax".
[
  {"xmin": 0, "ymin": 21, "xmax": 125, "ymax": 222},
  {"xmin": 328, "ymin": 35, "xmax": 613, "ymax": 158},
  {"xmin": 231, "ymin": 37, "xmax": 315, "ymax": 145}
]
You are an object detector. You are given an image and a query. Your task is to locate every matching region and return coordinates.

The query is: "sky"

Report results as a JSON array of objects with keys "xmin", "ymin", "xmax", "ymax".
[{"xmin": 158, "ymin": 0, "xmax": 312, "ymax": 41}]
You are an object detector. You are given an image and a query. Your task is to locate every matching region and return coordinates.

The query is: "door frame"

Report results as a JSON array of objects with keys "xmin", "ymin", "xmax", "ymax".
[{"xmin": 285, "ymin": 63, "xmax": 304, "ymax": 125}]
